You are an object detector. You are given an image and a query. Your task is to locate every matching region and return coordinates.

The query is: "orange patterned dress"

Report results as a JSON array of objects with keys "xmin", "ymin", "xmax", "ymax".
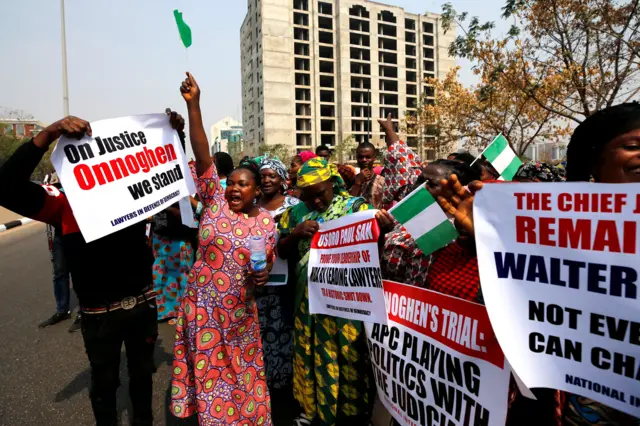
[{"xmin": 170, "ymin": 163, "xmax": 275, "ymax": 426}]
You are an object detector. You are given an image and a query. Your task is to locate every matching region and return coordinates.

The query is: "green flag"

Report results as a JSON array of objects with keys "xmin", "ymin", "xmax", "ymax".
[{"xmin": 173, "ymin": 10, "xmax": 192, "ymax": 48}]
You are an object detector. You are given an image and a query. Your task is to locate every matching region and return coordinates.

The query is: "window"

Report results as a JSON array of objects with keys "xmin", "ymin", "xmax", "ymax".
[
  {"xmin": 319, "ymin": 75, "xmax": 334, "ymax": 88},
  {"xmin": 320, "ymin": 90, "xmax": 335, "ymax": 103},
  {"xmin": 349, "ymin": 18, "xmax": 370, "ymax": 32},
  {"xmin": 294, "ymin": 12, "xmax": 309, "ymax": 26},
  {"xmin": 320, "ymin": 119, "xmax": 335, "ymax": 130},
  {"xmin": 295, "ymin": 73, "xmax": 310, "ymax": 86},
  {"xmin": 295, "ymin": 42, "xmax": 310, "ymax": 56},
  {"xmin": 319, "ymin": 45, "xmax": 334, "ymax": 59},
  {"xmin": 318, "ymin": 2, "xmax": 332, "ymax": 15},
  {"xmin": 422, "ymin": 22, "xmax": 434, "ymax": 33},
  {"xmin": 350, "ymin": 47, "xmax": 370, "ymax": 61},
  {"xmin": 318, "ymin": 16, "xmax": 333, "ymax": 30},
  {"xmin": 349, "ymin": 5, "xmax": 369, "ymax": 18},
  {"xmin": 293, "ymin": 0, "xmax": 308, "ymax": 11},
  {"xmin": 320, "ymin": 134, "xmax": 335, "ymax": 146},
  {"xmin": 319, "ymin": 61, "xmax": 334, "ymax": 74},
  {"xmin": 378, "ymin": 11, "xmax": 396, "ymax": 24},
  {"xmin": 319, "ymin": 31, "xmax": 333, "ymax": 44},
  {"xmin": 294, "ymin": 27, "xmax": 309, "ymax": 41},
  {"xmin": 296, "ymin": 103, "xmax": 311, "ymax": 116}
]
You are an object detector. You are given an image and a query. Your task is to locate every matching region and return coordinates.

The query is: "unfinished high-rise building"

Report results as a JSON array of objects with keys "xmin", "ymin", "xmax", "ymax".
[{"xmin": 240, "ymin": 0, "xmax": 456, "ymax": 159}]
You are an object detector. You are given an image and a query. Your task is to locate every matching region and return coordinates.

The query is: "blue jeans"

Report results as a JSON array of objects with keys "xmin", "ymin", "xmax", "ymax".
[{"xmin": 52, "ymin": 230, "xmax": 71, "ymax": 313}]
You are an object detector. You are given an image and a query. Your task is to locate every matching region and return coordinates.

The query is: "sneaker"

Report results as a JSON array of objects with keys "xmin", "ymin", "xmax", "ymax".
[
  {"xmin": 68, "ymin": 313, "xmax": 82, "ymax": 333},
  {"xmin": 38, "ymin": 312, "xmax": 71, "ymax": 328}
]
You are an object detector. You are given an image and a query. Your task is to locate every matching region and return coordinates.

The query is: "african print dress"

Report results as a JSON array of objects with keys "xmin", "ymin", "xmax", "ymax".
[
  {"xmin": 151, "ymin": 234, "xmax": 193, "ymax": 320},
  {"xmin": 279, "ymin": 194, "xmax": 375, "ymax": 425},
  {"xmin": 256, "ymin": 195, "xmax": 300, "ymax": 391},
  {"xmin": 170, "ymin": 163, "xmax": 276, "ymax": 426}
]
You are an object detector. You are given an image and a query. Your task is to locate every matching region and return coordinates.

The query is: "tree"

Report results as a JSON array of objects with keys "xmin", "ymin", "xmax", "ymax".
[
  {"xmin": 442, "ymin": 0, "xmax": 640, "ymax": 124},
  {"xmin": 228, "ymin": 139, "xmax": 244, "ymax": 165},
  {"xmin": 332, "ymin": 135, "xmax": 357, "ymax": 163},
  {"xmin": 406, "ymin": 67, "xmax": 570, "ymax": 157},
  {"xmin": 258, "ymin": 143, "xmax": 293, "ymax": 165},
  {"xmin": 0, "ymin": 134, "xmax": 54, "ymax": 180}
]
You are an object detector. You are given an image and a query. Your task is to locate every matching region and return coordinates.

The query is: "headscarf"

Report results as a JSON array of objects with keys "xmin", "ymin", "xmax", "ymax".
[
  {"xmin": 258, "ymin": 154, "xmax": 289, "ymax": 190},
  {"xmin": 297, "ymin": 157, "xmax": 349, "ymax": 196},
  {"xmin": 515, "ymin": 161, "xmax": 566, "ymax": 182},
  {"xmin": 298, "ymin": 150, "xmax": 317, "ymax": 164}
]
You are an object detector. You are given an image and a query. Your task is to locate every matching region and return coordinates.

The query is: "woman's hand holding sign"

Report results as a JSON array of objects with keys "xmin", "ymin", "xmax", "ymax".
[
  {"xmin": 375, "ymin": 209, "xmax": 394, "ymax": 233},
  {"xmin": 34, "ymin": 117, "xmax": 92, "ymax": 150},
  {"xmin": 293, "ymin": 220, "xmax": 320, "ymax": 239}
]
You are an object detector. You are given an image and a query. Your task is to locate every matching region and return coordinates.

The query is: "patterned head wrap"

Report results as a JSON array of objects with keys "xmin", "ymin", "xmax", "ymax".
[
  {"xmin": 515, "ymin": 161, "xmax": 566, "ymax": 182},
  {"xmin": 259, "ymin": 154, "xmax": 289, "ymax": 190},
  {"xmin": 297, "ymin": 158, "xmax": 349, "ymax": 197},
  {"xmin": 298, "ymin": 151, "xmax": 317, "ymax": 164}
]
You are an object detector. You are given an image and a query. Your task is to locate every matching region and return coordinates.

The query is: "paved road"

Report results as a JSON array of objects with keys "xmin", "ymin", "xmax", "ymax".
[
  {"xmin": 0, "ymin": 206, "xmax": 21, "ymax": 224},
  {"xmin": 0, "ymin": 224, "xmax": 194, "ymax": 426}
]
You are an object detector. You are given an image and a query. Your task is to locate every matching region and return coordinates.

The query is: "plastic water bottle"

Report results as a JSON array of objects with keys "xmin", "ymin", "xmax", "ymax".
[
  {"xmin": 247, "ymin": 236, "xmax": 267, "ymax": 300},
  {"xmin": 249, "ymin": 236, "xmax": 267, "ymax": 272}
]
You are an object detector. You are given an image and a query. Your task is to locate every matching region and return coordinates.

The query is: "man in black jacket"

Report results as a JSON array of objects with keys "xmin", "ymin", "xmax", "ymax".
[{"xmin": 0, "ymin": 113, "xmax": 185, "ymax": 426}]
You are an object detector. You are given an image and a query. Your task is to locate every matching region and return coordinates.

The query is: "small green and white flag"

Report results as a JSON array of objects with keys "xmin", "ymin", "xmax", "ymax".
[
  {"xmin": 480, "ymin": 134, "xmax": 523, "ymax": 181},
  {"xmin": 389, "ymin": 185, "xmax": 458, "ymax": 256}
]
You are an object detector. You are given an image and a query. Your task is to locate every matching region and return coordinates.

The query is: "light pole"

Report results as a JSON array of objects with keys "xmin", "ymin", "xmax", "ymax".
[
  {"xmin": 367, "ymin": 88, "xmax": 371, "ymax": 143},
  {"xmin": 60, "ymin": 0, "xmax": 70, "ymax": 116}
]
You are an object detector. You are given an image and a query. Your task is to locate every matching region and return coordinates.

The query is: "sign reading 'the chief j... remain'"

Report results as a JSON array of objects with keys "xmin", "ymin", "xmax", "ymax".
[
  {"xmin": 51, "ymin": 114, "xmax": 196, "ymax": 242},
  {"xmin": 475, "ymin": 183, "xmax": 640, "ymax": 418},
  {"xmin": 308, "ymin": 209, "xmax": 386, "ymax": 323}
]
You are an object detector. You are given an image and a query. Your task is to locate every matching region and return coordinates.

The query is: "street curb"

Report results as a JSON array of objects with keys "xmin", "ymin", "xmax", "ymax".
[{"xmin": 0, "ymin": 218, "xmax": 34, "ymax": 232}]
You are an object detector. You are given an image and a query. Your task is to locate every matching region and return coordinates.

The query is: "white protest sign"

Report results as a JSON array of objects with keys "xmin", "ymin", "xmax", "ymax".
[
  {"xmin": 179, "ymin": 196, "xmax": 198, "ymax": 228},
  {"xmin": 308, "ymin": 209, "xmax": 387, "ymax": 323},
  {"xmin": 267, "ymin": 257, "xmax": 288, "ymax": 286},
  {"xmin": 475, "ymin": 183, "xmax": 640, "ymax": 418},
  {"xmin": 51, "ymin": 114, "xmax": 196, "ymax": 242},
  {"xmin": 366, "ymin": 281, "xmax": 510, "ymax": 426}
]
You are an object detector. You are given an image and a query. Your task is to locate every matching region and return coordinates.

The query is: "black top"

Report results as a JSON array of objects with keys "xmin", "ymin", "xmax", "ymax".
[{"xmin": 0, "ymin": 140, "xmax": 153, "ymax": 307}]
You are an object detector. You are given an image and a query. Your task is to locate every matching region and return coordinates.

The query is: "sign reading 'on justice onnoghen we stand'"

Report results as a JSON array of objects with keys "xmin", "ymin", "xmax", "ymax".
[{"xmin": 51, "ymin": 114, "xmax": 196, "ymax": 242}]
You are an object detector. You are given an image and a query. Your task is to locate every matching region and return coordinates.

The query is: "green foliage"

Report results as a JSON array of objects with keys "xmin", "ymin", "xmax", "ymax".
[
  {"xmin": 258, "ymin": 143, "xmax": 293, "ymax": 165},
  {"xmin": 332, "ymin": 135, "xmax": 357, "ymax": 163},
  {"xmin": 228, "ymin": 140, "xmax": 245, "ymax": 165},
  {"xmin": 0, "ymin": 134, "xmax": 54, "ymax": 181}
]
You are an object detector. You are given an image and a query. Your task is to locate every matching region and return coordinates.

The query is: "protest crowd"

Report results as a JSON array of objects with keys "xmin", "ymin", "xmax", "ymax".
[{"xmin": 0, "ymin": 69, "xmax": 639, "ymax": 426}]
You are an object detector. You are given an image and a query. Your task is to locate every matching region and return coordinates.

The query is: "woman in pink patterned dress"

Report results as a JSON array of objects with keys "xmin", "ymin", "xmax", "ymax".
[{"xmin": 170, "ymin": 72, "xmax": 275, "ymax": 426}]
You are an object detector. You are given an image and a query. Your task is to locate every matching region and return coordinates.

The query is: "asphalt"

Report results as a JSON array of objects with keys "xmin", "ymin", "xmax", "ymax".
[
  {"xmin": 0, "ymin": 223, "xmax": 195, "ymax": 426},
  {"xmin": 0, "ymin": 224, "xmax": 296, "ymax": 426}
]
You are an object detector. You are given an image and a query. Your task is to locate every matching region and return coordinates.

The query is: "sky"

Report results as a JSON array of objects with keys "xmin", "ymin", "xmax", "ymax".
[{"xmin": 0, "ymin": 0, "xmax": 508, "ymax": 129}]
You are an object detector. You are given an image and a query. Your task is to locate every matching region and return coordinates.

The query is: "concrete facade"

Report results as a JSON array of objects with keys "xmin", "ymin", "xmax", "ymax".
[
  {"xmin": 241, "ymin": 0, "xmax": 456, "ymax": 158},
  {"xmin": 210, "ymin": 116, "xmax": 243, "ymax": 154}
]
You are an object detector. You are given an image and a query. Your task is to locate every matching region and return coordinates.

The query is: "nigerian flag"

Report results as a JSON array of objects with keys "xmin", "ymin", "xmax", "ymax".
[
  {"xmin": 389, "ymin": 185, "xmax": 458, "ymax": 256},
  {"xmin": 174, "ymin": 10, "xmax": 192, "ymax": 48},
  {"xmin": 481, "ymin": 135, "xmax": 522, "ymax": 181}
]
